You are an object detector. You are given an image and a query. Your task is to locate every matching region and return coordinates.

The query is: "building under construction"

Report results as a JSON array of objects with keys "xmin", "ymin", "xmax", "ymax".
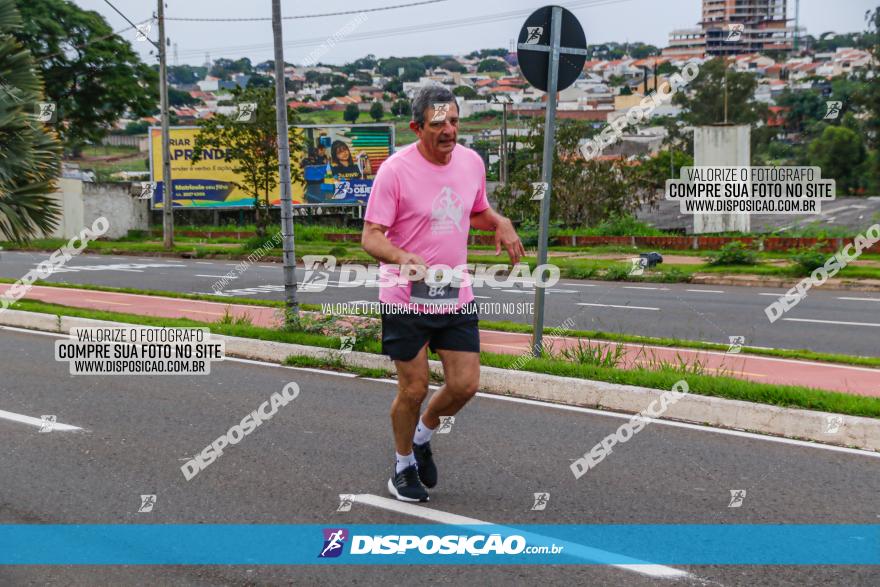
[{"xmin": 664, "ymin": 0, "xmax": 798, "ymax": 58}]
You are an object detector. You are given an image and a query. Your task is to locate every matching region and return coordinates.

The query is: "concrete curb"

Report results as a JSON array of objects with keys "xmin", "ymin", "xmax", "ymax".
[{"xmin": 2, "ymin": 308, "xmax": 878, "ymax": 453}]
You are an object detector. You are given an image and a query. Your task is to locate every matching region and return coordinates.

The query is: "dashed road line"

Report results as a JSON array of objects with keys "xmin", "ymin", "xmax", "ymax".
[{"xmin": 577, "ymin": 302, "xmax": 659, "ymax": 311}]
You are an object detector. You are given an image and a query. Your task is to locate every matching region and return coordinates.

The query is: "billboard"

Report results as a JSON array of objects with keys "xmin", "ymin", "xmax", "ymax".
[{"xmin": 149, "ymin": 123, "xmax": 394, "ymax": 208}]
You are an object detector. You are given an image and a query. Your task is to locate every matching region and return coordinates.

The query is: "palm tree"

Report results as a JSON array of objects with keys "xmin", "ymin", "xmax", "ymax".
[{"xmin": 0, "ymin": 0, "xmax": 61, "ymax": 242}]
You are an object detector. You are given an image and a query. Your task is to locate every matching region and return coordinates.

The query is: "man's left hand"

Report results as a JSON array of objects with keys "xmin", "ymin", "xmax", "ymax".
[{"xmin": 494, "ymin": 218, "xmax": 526, "ymax": 266}]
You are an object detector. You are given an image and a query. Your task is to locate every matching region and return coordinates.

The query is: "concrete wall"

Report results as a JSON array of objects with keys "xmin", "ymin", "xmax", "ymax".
[
  {"xmin": 0, "ymin": 180, "xmax": 148, "ymax": 242},
  {"xmin": 82, "ymin": 182, "xmax": 150, "ymax": 240},
  {"xmin": 693, "ymin": 125, "xmax": 751, "ymax": 234},
  {"xmin": 49, "ymin": 178, "xmax": 85, "ymax": 239}
]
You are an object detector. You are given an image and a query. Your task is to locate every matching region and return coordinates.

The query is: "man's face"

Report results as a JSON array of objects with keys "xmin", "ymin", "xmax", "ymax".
[{"xmin": 411, "ymin": 101, "xmax": 459, "ymax": 158}]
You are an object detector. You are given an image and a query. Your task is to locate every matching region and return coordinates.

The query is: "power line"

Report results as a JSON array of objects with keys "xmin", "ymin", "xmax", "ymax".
[
  {"xmin": 174, "ymin": 0, "xmax": 636, "ymax": 60},
  {"xmin": 40, "ymin": 17, "xmax": 154, "ymax": 62},
  {"xmin": 101, "ymin": 0, "xmax": 158, "ymax": 49},
  {"xmin": 165, "ymin": 0, "xmax": 448, "ymax": 22}
]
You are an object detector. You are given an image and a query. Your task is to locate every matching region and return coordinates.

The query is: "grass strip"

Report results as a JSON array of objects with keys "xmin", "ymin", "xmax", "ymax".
[
  {"xmin": 7, "ymin": 299, "xmax": 880, "ymax": 419},
  {"xmin": 5, "ymin": 278, "xmax": 878, "ymax": 369}
]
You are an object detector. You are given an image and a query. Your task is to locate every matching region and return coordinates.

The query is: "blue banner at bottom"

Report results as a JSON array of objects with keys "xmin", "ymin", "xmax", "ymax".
[{"xmin": 1, "ymin": 525, "xmax": 878, "ymax": 565}]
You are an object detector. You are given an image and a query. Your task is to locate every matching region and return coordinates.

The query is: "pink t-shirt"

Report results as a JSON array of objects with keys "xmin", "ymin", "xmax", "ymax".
[{"xmin": 364, "ymin": 142, "xmax": 490, "ymax": 311}]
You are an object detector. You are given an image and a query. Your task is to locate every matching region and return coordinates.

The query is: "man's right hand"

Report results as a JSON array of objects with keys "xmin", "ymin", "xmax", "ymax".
[{"xmin": 395, "ymin": 251, "xmax": 428, "ymax": 282}]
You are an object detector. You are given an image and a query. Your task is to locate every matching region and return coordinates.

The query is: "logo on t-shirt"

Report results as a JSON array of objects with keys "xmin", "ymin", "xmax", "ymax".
[{"xmin": 430, "ymin": 187, "xmax": 464, "ymax": 234}]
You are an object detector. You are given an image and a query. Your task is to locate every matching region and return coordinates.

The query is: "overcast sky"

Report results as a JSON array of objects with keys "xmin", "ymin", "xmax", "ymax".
[{"xmin": 73, "ymin": 0, "xmax": 877, "ymax": 67}]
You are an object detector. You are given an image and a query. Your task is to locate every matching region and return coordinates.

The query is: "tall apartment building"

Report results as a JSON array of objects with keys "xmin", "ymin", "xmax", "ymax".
[{"xmin": 664, "ymin": 0, "xmax": 797, "ymax": 58}]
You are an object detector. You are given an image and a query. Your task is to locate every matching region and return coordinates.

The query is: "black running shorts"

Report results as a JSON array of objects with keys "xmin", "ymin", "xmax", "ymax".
[{"xmin": 380, "ymin": 302, "xmax": 480, "ymax": 362}]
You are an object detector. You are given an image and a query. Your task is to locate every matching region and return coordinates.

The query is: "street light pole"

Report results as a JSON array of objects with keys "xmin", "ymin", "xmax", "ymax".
[{"xmin": 271, "ymin": 0, "xmax": 298, "ymax": 322}]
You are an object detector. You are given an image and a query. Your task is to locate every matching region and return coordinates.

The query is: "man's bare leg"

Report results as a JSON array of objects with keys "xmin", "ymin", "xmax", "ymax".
[
  {"xmin": 391, "ymin": 342, "xmax": 430, "ymax": 456},
  {"xmin": 420, "ymin": 348, "xmax": 480, "ymax": 429}
]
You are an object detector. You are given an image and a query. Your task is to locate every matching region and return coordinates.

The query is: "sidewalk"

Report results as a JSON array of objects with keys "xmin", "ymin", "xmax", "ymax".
[{"xmin": 3, "ymin": 283, "xmax": 879, "ymax": 398}]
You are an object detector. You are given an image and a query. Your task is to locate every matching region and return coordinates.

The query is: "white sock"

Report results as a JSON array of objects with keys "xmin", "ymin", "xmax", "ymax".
[
  {"xmin": 395, "ymin": 451, "xmax": 416, "ymax": 473},
  {"xmin": 413, "ymin": 418, "xmax": 435, "ymax": 446}
]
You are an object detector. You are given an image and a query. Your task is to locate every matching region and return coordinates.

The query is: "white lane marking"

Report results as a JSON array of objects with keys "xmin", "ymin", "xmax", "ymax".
[
  {"xmin": 477, "ymin": 393, "xmax": 880, "ymax": 459},
  {"xmin": 685, "ymin": 289, "xmax": 724, "ymax": 294},
  {"xmin": 837, "ymin": 297, "xmax": 880, "ymax": 303},
  {"xmin": 501, "ymin": 289, "xmax": 533, "ymax": 294},
  {"xmin": 473, "ymin": 295, "xmax": 492, "ymax": 299},
  {"xmin": 783, "ymin": 317, "xmax": 880, "ymax": 328},
  {"xmin": 622, "ymin": 286, "xmax": 667, "ymax": 291},
  {"xmin": 5, "ymin": 326, "xmax": 879, "ymax": 457},
  {"xmin": 577, "ymin": 302, "xmax": 660, "ymax": 311},
  {"xmin": 353, "ymin": 494, "xmax": 690, "ymax": 579},
  {"xmin": 195, "ymin": 275, "xmax": 237, "ymax": 279},
  {"xmin": 220, "ymin": 357, "xmax": 359, "ymax": 377},
  {"xmin": 758, "ymin": 293, "xmax": 783, "ymax": 296},
  {"xmin": 559, "ymin": 282, "xmax": 598, "ymax": 287},
  {"xmin": 363, "ymin": 378, "xmax": 399, "ymax": 386},
  {"xmin": 195, "ymin": 262, "xmax": 214, "ymax": 265},
  {"xmin": 0, "ymin": 409, "xmax": 82, "ymax": 432}
]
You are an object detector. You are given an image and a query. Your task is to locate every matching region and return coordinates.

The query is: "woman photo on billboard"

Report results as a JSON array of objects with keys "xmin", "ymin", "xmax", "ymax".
[{"xmin": 330, "ymin": 140, "xmax": 372, "ymax": 180}]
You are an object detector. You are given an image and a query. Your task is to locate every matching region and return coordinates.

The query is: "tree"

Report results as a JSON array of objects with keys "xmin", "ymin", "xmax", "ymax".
[
  {"xmin": 384, "ymin": 78, "xmax": 403, "ymax": 95},
  {"xmin": 190, "ymin": 87, "xmax": 303, "ymax": 237},
  {"xmin": 439, "ymin": 59, "xmax": 466, "ymax": 73},
  {"xmin": 855, "ymin": 7, "xmax": 880, "ymax": 190},
  {"xmin": 343, "ymin": 103, "xmax": 360, "ymax": 123},
  {"xmin": 494, "ymin": 118, "xmax": 651, "ymax": 227},
  {"xmin": 321, "ymin": 86, "xmax": 348, "ymax": 100},
  {"xmin": 0, "ymin": 0, "xmax": 62, "ymax": 241},
  {"xmin": 775, "ymin": 88, "xmax": 826, "ymax": 133},
  {"xmin": 807, "ymin": 126, "xmax": 867, "ymax": 194},
  {"xmin": 168, "ymin": 87, "xmax": 198, "ymax": 107},
  {"xmin": 453, "ymin": 86, "xmax": 478, "ymax": 99},
  {"xmin": 369, "ymin": 101, "xmax": 384, "ymax": 121},
  {"xmin": 168, "ymin": 65, "xmax": 207, "ymax": 85},
  {"xmin": 14, "ymin": 0, "xmax": 157, "ymax": 156},
  {"xmin": 246, "ymin": 75, "xmax": 273, "ymax": 89},
  {"xmin": 391, "ymin": 99, "xmax": 411, "ymax": 117},
  {"xmin": 477, "ymin": 59, "xmax": 508, "ymax": 73},
  {"xmin": 673, "ymin": 58, "xmax": 766, "ymax": 126}
]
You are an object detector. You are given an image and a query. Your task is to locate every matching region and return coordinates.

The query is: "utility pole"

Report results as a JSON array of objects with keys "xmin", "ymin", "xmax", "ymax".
[
  {"xmin": 501, "ymin": 101, "xmax": 509, "ymax": 184},
  {"xmin": 272, "ymin": 0, "xmax": 298, "ymax": 322},
  {"xmin": 157, "ymin": 0, "xmax": 174, "ymax": 249}
]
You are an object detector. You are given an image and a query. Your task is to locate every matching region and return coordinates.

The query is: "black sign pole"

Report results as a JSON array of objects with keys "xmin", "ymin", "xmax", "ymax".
[
  {"xmin": 530, "ymin": 6, "xmax": 562, "ymax": 358},
  {"xmin": 517, "ymin": 5, "xmax": 587, "ymax": 357}
]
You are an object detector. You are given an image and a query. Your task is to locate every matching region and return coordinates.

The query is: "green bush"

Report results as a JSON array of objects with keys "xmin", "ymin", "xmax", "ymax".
[
  {"xmin": 707, "ymin": 242, "xmax": 758, "ymax": 266},
  {"xmin": 602, "ymin": 265, "xmax": 631, "ymax": 281},
  {"xmin": 591, "ymin": 214, "xmax": 665, "ymax": 237},
  {"xmin": 566, "ymin": 266, "xmax": 597, "ymax": 280},
  {"xmin": 791, "ymin": 245, "xmax": 829, "ymax": 275},
  {"xmin": 328, "ymin": 245, "xmax": 348, "ymax": 257},
  {"xmin": 242, "ymin": 231, "xmax": 281, "ymax": 252}
]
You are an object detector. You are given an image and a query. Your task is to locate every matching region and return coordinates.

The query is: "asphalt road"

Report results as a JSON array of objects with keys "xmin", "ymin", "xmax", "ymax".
[
  {"xmin": 2, "ymin": 251, "xmax": 880, "ymax": 357},
  {"xmin": 1, "ymin": 328, "xmax": 878, "ymax": 586},
  {"xmin": 637, "ymin": 196, "xmax": 880, "ymax": 233}
]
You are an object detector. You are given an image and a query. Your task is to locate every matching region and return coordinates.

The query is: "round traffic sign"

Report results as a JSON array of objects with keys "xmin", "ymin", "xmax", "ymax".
[{"xmin": 517, "ymin": 5, "xmax": 587, "ymax": 92}]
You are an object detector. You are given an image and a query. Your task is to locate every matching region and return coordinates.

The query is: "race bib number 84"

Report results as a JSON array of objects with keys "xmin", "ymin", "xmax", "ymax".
[{"xmin": 409, "ymin": 279, "xmax": 459, "ymax": 306}]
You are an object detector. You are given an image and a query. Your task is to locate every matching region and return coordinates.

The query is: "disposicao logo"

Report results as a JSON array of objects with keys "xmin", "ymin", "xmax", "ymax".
[{"xmin": 319, "ymin": 528, "xmax": 348, "ymax": 558}]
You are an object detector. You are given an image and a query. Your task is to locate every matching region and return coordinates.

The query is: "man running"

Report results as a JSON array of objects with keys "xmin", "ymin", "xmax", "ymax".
[{"xmin": 362, "ymin": 86, "xmax": 525, "ymax": 502}]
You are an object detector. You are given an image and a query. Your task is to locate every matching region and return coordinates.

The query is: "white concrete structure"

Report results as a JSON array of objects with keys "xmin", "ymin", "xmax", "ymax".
[{"xmin": 693, "ymin": 125, "xmax": 751, "ymax": 234}]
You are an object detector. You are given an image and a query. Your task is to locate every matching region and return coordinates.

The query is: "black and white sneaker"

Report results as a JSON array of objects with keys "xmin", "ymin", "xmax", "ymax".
[
  {"xmin": 387, "ymin": 464, "xmax": 429, "ymax": 502},
  {"xmin": 412, "ymin": 442, "xmax": 437, "ymax": 488}
]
